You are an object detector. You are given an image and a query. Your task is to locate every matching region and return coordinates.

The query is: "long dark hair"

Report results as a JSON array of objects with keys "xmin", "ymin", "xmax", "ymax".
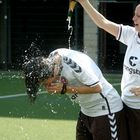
[{"xmin": 22, "ymin": 39, "xmax": 43, "ymax": 103}]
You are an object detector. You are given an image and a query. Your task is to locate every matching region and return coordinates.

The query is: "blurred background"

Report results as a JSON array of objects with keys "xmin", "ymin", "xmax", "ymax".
[
  {"xmin": 0, "ymin": 0, "xmax": 83, "ymax": 70},
  {"xmin": 0, "ymin": 0, "xmax": 139, "ymax": 72}
]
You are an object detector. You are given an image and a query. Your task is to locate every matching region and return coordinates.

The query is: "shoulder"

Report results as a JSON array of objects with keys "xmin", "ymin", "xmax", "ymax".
[
  {"xmin": 117, "ymin": 25, "xmax": 137, "ymax": 44},
  {"xmin": 119, "ymin": 25, "xmax": 136, "ymax": 38}
]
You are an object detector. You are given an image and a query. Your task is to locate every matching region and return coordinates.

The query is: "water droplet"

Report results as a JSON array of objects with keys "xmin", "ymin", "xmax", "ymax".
[
  {"xmin": 4, "ymin": 15, "xmax": 7, "ymax": 20},
  {"xmin": 51, "ymin": 109, "xmax": 57, "ymax": 114}
]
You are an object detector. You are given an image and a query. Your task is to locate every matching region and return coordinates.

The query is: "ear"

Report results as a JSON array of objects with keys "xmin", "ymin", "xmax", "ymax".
[{"xmin": 54, "ymin": 52, "xmax": 62, "ymax": 64}]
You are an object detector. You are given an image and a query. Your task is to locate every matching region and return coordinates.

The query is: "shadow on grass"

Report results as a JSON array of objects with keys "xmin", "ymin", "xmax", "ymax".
[{"xmin": 0, "ymin": 94, "xmax": 80, "ymax": 120}]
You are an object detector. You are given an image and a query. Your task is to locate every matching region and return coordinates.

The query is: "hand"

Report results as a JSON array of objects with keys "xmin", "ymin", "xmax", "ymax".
[
  {"xmin": 130, "ymin": 87, "xmax": 140, "ymax": 96},
  {"xmin": 45, "ymin": 82, "xmax": 63, "ymax": 94},
  {"xmin": 42, "ymin": 76, "xmax": 59, "ymax": 86}
]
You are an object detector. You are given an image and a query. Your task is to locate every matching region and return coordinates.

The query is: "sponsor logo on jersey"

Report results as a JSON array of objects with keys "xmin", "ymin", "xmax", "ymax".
[
  {"xmin": 63, "ymin": 56, "xmax": 82, "ymax": 73},
  {"xmin": 71, "ymin": 93, "xmax": 78, "ymax": 100},
  {"xmin": 129, "ymin": 56, "xmax": 138, "ymax": 67},
  {"xmin": 124, "ymin": 56, "xmax": 140, "ymax": 75}
]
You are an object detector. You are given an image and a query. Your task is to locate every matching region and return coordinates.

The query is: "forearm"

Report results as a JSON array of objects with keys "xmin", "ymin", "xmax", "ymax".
[
  {"xmin": 45, "ymin": 82, "xmax": 102, "ymax": 94},
  {"xmin": 78, "ymin": 0, "xmax": 119, "ymax": 37},
  {"xmin": 66, "ymin": 84, "xmax": 102, "ymax": 94},
  {"xmin": 78, "ymin": 0, "xmax": 106, "ymax": 29}
]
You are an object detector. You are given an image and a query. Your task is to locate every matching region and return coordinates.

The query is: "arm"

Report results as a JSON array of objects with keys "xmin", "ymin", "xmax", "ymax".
[
  {"xmin": 78, "ymin": 0, "xmax": 120, "ymax": 38},
  {"xmin": 67, "ymin": 84, "xmax": 102, "ymax": 94},
  {"xmin": 44, "ymin": 82, "xmax": 102, "ymax": 94}
]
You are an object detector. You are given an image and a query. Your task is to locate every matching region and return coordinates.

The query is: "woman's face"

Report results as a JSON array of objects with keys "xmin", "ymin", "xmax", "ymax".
[
  {"xmin": 133, "ymin": 4, "xmax": 140, "ymax": 32},
  {"xmin": 41, "ymin": 53, "xmax": 62, "ymax": 89}
]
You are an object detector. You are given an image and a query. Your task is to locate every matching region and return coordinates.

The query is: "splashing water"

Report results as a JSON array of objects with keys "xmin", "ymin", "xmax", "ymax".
[
  {"xmin": 67, "ymin": 16, "xmax": 72, "ymax": 31},
  {"xmin": 67, "ymin": 0, "xmax": 77, "ymax": 49},
  {"xmin": 51, "ymin": 109, "xmax": 57, "ymax": 114},
  {"xmin": 67, "ymin": 17, "xmax": 73, "ymax": 50},
  {"xmin": 49, "ymin": 103, "xmax": 58, "ymax": 114},
  {"xmin": 68, "ymin": 27, "xmax": 73, "ymax": 50}
]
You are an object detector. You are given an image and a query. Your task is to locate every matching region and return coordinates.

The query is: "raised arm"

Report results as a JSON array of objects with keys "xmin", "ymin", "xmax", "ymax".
[{"xmin": 78, "ymin": 0, "xmax": 120, "ymax": 38}]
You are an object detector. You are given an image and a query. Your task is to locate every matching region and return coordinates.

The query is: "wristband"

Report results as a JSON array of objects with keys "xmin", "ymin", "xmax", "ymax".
[
  {"xmin": 60, "ymin": 76, "xmax": 68, "ymax": 94},
  {"xmin": 61, "ymin": 83, "xmax": 67, "ymax": 94}
]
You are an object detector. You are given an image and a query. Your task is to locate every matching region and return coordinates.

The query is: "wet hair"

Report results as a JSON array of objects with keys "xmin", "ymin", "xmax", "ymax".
[
  {"xmin": 22, "ymin": 38, "xmax": 51, "ymax": 103},
  {"xmin": 23, "ymin": 57, "xmax": 53, "ymax": 103}
]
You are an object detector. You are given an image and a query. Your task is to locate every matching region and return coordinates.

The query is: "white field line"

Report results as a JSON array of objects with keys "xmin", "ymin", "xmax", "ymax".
[
  {"xmin": 0, "ymin": 91, "xmax": 46, "ymax": 99},
  {"xmin": 0, "ymin": 83, "xmax": 120, "ymax": 99}
]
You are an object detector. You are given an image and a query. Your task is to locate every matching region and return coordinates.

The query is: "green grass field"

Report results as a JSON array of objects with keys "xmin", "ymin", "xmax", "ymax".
[{"xmin": 0, "ymin": 71, "xmax": 122, "ymax": 140}]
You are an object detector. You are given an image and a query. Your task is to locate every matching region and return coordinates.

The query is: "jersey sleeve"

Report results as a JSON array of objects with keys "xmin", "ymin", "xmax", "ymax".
[
  {"xmin": 117, "ymin": 25, "xmax": 136, "ymax": 46},
  {"xmin": 73, "ymin": 68, "xmax": 100, "ymax": 87},
  {"xmin": 63, "ymin": 56, "xmax": 99, "ymax": 87}
]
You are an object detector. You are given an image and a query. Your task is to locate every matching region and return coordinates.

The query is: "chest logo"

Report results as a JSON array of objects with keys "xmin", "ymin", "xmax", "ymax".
[{"xmin": 129, "ymin": 56, "xmax": 138, "ymax": 67}]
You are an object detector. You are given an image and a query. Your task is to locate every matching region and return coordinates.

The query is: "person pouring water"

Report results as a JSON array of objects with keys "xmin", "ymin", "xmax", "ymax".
[{"xmin": 75, "ymin": 0, "xmax": 140, "ymax": 139}]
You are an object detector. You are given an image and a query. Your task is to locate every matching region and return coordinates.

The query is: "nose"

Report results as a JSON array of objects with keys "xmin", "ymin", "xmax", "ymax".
[
  {"xmin": 133, "ymin": 14, "xmax": 138, "ymax": 22},
  {"xmin": 132, "ymin": 15, "xmax": 136, "ymax": 21}
]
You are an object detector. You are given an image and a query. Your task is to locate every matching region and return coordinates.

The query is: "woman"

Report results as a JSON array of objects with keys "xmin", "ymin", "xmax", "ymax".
[{"xmin": 23, "ymin": 48, "xmax": 128, "ymax": 140}]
